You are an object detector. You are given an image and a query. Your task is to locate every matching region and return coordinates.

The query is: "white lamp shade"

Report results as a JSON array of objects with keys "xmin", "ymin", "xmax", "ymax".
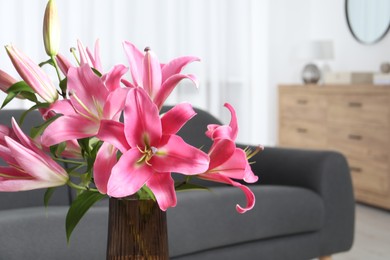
[{"xmin": 297, "ymin": 40, "xmax": 334, "ymax": 61}]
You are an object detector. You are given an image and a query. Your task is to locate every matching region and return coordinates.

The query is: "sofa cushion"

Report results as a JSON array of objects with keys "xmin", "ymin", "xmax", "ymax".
[
  {"xmin": 0, "ymin": 206, "xmax": 108, "ymax": 260},
  {"xmin": 0, "ymin": 187, "xmax": 71, "ymax": 210},
  {"xmin": 168, "ymin": 185, "xmax": 324, "ymax": 257}
]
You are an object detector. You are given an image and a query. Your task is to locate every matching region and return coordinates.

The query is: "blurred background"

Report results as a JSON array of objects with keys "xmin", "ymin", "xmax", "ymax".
[{"xmin": 0, "ymin": 0, "xmax": 389, "ymax": 146}]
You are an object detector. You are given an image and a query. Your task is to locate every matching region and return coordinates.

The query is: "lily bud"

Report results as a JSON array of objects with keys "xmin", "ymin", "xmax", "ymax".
[
  {"xmin": 0, "ymin": 69, "xmax": 17, "ymax": 93},
  {"xmin": 0, "ymin": 70, "xmax": 25, "ymax": 99},
  {"xmin": 5, "ymin": 45, "xmax": 58, "ymax": 103},
  {"xmin": 43, "ymin": 0, "xmax": 60, "ymax": 56},
  {"xmin": 55, "ymin": 53, "xmax": 73, "ymax": 75}
]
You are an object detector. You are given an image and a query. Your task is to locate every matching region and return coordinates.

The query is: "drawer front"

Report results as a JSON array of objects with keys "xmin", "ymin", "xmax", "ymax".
[
  {"xmin": 328, "ymin": 94, "xmax": 390, "ymax": 126},
  {"xmin": 327, "ymin": 124, "xmax": 389, "ymax": 165},
  {"xmin": 279, "ymin": 120, "xmax": 326, "ymax": 148},
  {"xmin": 348, "ymin": 156, "xmax": 389, "ymax": 195},
  {"xmin": 279, "ymin": 93, "xmax": 326, "ymax": 121}
]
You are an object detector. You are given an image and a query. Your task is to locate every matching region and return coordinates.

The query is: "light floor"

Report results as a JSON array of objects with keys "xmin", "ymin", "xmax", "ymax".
[{"xmin": 334, "ymin": 203, "xmax": 390, "ymax": 260}]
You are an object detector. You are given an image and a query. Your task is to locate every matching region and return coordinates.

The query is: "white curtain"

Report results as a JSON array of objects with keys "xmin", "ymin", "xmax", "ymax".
[{"xmin": 0, "ymin": 0, "xmax": 269, "ymax": 144}]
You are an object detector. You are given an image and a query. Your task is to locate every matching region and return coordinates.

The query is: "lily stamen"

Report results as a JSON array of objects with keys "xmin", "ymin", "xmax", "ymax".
[
  {"xmin": 244, "ymin": 145, "xmax": 264, "ymax": 160},
  {"xmin": 136, "ymin": 145, "xmax": 158, "ymax": 166}
]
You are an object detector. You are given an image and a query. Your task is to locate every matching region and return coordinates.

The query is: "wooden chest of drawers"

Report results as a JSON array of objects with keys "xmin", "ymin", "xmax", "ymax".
[{"xmin": 278, "ymin": 84, "xmax": 390, "ymax": 209}]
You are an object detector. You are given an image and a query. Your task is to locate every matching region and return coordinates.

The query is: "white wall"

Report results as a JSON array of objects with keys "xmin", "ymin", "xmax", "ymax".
[
  {"xmin": 267, "ymin": 0, "xmax": 390, "ymax": 145},
  {"xmin": 0, "ymin": 0, "xmax": 389, "ymax": 146},
  {"xmin": 0, "ymin": 0, "xmax": 269, "ymax": 145}
]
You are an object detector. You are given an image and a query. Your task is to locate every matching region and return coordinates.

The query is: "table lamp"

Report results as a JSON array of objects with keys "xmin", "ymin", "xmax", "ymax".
[{"xmin": 298, "ymin": 40, "xmax": 334, "ymax": 84}]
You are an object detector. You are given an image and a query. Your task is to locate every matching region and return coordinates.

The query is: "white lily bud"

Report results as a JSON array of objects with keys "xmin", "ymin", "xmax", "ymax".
[{"xmin": 43, "ymin": 0, "xmax": 60, "ymax": 56}]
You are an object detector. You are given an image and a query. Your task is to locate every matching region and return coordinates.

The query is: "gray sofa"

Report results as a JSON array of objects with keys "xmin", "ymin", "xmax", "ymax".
[{"xmin": 0, "ymin": 108, "xmax": 355, "ymax": 260}]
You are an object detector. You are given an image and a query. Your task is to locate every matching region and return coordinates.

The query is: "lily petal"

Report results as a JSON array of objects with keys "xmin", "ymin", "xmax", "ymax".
[
  {"xmin": 198, "ymin": 173, "xmax": 255, "ymax": 214},
  {"xmin": 154, "ymin": 74, "xmax": 198, "ymax": 110},
  {"xmin": 103, "ymin": 87, "xmax": 128, "ymax": 121},
  {"xmin": 0, "ymin": 167, "xmax": 58, "ymax": 191},
  {"xmin": 94, "ymin": 142, "xmax": 117, "ymax": 194},
  {"xmin": 67, "ymin": 64, "xmax": 108, "ymax": 118},
  {"xmin": 77, "ymin": 40, "xmax": 92, "ymax": 66},
  {"xmin": 152, "ymin": 135, "xmax": 209, "ymax": 174},
  {"xmin": 41, "ymin": 114, "xmax": 99, "ymax": 146},
  {"xmin": 41, "ymin": 99, "xmax": 75, "ymax": 119},
  {"xmin": 208, "ymin": 125, "xmax": 234, "ymax": 140},
  {"xmin": 211, "ymin": 148, "xmax": 248, "ymax": 180},
  {"xmin": 0, "ymin": 145, "xmax": 16, "ymax": 165},
  {"xmin": 124, "ymin": 88, "xmax": 161, "ymax": 148},
  {"xmin": 5, "ymin": 136, "xmax": 68, "ymax": 184},
  {"xmin": 55, "ymin": 53, "xmax": 73, "ymax": 75},
  {"xmin": 11, "ymin": 118, "xmax": 40, "ymax": 152},
  {"xmin": 161, "ymin": 56, "xmax": 200, "ymax": 83},
  {"xmin": 86, "ymin": 39, "xmax": 103, "ymax": 72},
  {"xmin": 102, "ymin": 64, "xmax": 128, "ymax": 91},
  {"xmin": 0, "ymin": 69, "xmax": 18, "ymax": 93},
  {"xmin": 146, "ymin": 173, "xmax": 177, "ymax": 211},
  {"xmin": 161, "ymin": 103, "xmax": 196, "ymax": 136},
  {"xmin": 142, "ymin": 48, "xmax": 162, "ymax": 98},
  {"xmin": 97, "ymin": 120, "xmax": 130, "ymax": 153},
  {"xmin": 244, "ymin": 163, "xmax": 259, "ymax": 183},
  {"xmin": 123, "ymin": 41, "xmax": 144, "ymax": 87},
  {"xmin": 224, "ymin": 103, "xmax": 238, "ymax": 140},
  {"xmin": 208, "ymin": 139, "xmax": 236, "ymax": 170},
  {"xmin": 121, "ymin": 78, "xmax": 136, "ymax": 88},
  {"xmin": 108, "ymin": 148, "xmax": 154, "ymax": 198}
]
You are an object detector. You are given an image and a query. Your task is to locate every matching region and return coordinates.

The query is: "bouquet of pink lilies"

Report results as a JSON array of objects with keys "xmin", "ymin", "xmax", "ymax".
[{"xmin": 0, "ymin": 0, "xmax": 260, "ymax": 240}]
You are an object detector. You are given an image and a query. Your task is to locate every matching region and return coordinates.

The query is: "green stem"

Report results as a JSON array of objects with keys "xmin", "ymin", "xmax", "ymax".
[
  {"xmin": 67, "ymin": 180, "xmax": 98, "ymax": 192},
  {"xmin": 70, "ymin": 47, "xmax": 80, "ymax": 65},
  {"xmin": 50, "ymin": 55, "xmax": 66, "ymax": 98},
  {"xmin": 51, "ymin": 55, "xmax": 62, "ymax": 80},
  {"xmin": 54, "ymin": 157, "xmax": 85, "ymax": 165},
  {"xmin": 67, "ymin": 171, "xmax": 85, "ymax": 178}
]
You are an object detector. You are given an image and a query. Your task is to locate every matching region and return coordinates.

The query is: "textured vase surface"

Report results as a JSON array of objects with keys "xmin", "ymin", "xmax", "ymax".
[{"xmin": 106, "ymin": 198, "xmax": 169, "ymax": 260}]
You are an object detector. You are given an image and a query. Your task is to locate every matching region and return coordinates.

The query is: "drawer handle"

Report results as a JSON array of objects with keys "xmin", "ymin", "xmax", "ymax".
[
  {"xmin": 348, "ymin": 102, "xmax": 362, "ymax": 108},
  {"xmin": 348, "ymin": 134, "xmax": 362, "ymax": 140},
  {"xmin": 296, "ymin": 128, "xmax": 307, "ymax": 133},
  {"xmin": 296, "ymin": 99, "xmax": 308, "ymax": 105},
  {"xmin": 350, "ymin": 166, "xmax": 362, "ymax": 173}
]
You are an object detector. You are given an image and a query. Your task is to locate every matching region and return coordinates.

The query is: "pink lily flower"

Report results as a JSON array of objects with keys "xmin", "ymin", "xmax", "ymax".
[
  {"xmin": 41, "ymin": 64, "xmax": 128, "ymax": 147},
  {"xmin": 95, "ymin": 87, "xmax": 210, "ymax": 211},
  {"xmin": 198, "ymin": 140, "xmax": 256, "ymax": 213},
  {"xmin": 198, "ymin": 103, "xmax": 260, "ymax": 213},
  {"xmin": 5, "ymin": 45, "xmax": 58, "ymax": 103},
  {"xmin": 123, "ymin": 41, "xmax": 199, "ymax": 109},
  {"xmin": 0, "ymin": 119, "xmax": 68, "ymax": 191},
  {"xmin": 206, "ymin": 103, "xmax": 259, "ymax": 183},
  {"xmin": 78, "ymin": 39, "xmax": 103, "ymax": 73}
]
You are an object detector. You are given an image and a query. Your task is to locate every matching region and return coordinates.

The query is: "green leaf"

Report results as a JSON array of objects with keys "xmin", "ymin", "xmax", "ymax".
[
  {"xmin": 91, "ymin": 68, "xmax": 102, "ymax": 77},
  {"xmin": 137, "ymin": 186, "xmax": 156, "ymax": 201},
  {"xmin": 6, "ymin": 81, "xmax": 34, "ymax": 93},
  {"xmin": 20, "ymin": 92, "xmax": 38, "ymax": 103},
  {"xmin": 0, "ymin": 81, "xmax": 33, "ymax": 108},
  {"xmin": 49, "ymin": 141, "xmax": 67, "ymax": 158},
  {"xmin": 59, "ymin": 78, "xmax": 67, "ymax": 94},
  {"xmin": 77, "ymin": 137, "xmax": 90, "ymax": 156},
  {"xmin": 44, "ymin": 187, "xmax": 56, "ymax": 208},
  {"xmin": 30, "ymin": 113, "xmax": 62, "ymax": 139},
  {"xmin": 1, "ymin": 91, "xmax": 18, "ymax": 108},
  {"xmin": 65, "ymin": 190, "xmax": 106, "ymax": 243},
  {"xmin": 18, "ymin": 103, "xmax": 50, "ymax": 126}
]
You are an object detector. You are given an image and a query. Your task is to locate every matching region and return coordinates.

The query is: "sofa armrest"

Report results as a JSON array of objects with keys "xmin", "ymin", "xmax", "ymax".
[{"xmin": 240, "ymin": 145, "xmax": 355, "ymax": 256}]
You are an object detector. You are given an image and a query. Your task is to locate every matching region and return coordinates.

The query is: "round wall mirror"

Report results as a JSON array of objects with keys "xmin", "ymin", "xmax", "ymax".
[{"xmin": 346, "ymin": 0, "xmax": 390, "ymax": 44}]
